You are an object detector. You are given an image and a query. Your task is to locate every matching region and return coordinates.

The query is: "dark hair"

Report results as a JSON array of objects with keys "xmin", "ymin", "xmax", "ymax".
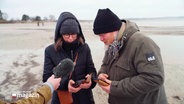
[
  {"xmin": 54, "ymin": 37, "xmax": 63, "ymax": 51},
  {"xmin": 54, "ymin": 36, "xmax": 84, "ymax": 52}
]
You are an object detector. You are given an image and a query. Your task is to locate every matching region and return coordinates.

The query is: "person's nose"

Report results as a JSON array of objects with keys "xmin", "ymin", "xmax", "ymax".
[
  {"xmin": 68, "ymin": 35, "xmax": 73, "ymax": 40},
  {"xmin": 99, "ymin": 36, "xmax": 104, "ymax": 41}
]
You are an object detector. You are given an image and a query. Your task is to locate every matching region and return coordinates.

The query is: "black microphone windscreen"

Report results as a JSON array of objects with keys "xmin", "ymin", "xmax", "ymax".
[{"xmin": 53, "ymin": 58, "xmax": 74, "ymax": 78}]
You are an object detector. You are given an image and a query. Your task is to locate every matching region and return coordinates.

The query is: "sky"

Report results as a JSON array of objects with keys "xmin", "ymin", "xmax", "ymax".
[{"xmin": 1, "ymin": 0, "xmax": 184, "ymax": 20}]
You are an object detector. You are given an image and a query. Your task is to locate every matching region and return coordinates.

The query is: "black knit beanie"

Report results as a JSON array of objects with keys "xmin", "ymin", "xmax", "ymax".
[
  {"xmin": 60, "ymin": 19, "xmax": 80, "ymax": 35},
  {"xmin": 93, "ymin": 8, "xmax": 122, "ymax": 35}
]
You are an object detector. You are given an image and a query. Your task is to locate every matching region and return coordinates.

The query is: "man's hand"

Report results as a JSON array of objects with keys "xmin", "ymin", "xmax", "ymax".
[
  {"xmin": 98, "ymin": 73, "xmax": 108, "ymax": 80},
  {"xmin": 47, "ymin": 75, "xmax": 61, "ymax": 90},
  {"xmin": 98, "ymin": 73, "xmax": 112, "ymax": 94},
  {"xmin": 68, "ymin": 79, "xmax": 81, "ymax": 93}
]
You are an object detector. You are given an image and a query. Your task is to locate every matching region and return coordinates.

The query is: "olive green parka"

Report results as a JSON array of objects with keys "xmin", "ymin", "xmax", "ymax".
[{"xmin": 99, "ymin": 20, "xmax": 168, "ymax": 104}]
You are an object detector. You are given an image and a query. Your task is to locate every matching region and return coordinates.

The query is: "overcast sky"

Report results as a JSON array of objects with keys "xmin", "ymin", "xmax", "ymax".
[{"xmin": 1, "ymin": 0, "xmax": 184, "ymax": 20}]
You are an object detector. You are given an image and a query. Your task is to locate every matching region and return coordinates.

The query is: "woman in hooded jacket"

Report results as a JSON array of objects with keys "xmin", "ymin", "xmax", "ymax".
[{"xmin": 42, "ymin": 12, "xmax": 97, "ymax": 104}]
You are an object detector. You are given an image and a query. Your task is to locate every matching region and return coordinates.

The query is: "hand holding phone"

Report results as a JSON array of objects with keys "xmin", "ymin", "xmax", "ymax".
[
  {"xmin": 72, "ymin": 74, "xmax": 92, "ymax": 88},
  {"xmin": 94, "ymin": 79, "xmax": 109, "ymax": 86}
]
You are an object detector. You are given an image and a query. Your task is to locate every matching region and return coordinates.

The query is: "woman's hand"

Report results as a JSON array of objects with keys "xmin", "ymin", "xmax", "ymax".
[
  {"xmin": 80, "ymin": 74, "xmax": 92, "ymax": 89},
  {"xmin": 68, "ymin": 79, "xmax": 81, "ymax": 93}
]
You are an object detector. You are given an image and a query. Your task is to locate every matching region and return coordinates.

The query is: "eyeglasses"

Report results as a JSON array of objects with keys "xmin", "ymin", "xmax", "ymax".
[{"xmin": 63, "ymin": 34, "xmax": 77, "ymax": 38}]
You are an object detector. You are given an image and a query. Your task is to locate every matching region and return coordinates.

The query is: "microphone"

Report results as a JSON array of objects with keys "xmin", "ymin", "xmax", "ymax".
[{"xmin": 53, "ymin": 58, "xmax": 74, "ymax": 78}]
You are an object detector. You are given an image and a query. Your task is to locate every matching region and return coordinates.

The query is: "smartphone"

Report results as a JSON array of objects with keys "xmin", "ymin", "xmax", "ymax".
[
  {"xmin": 72, "ymin": 79, "xmax": 86, "ymax": 88},
  {"xmin": 94, "ymin": 79, "xmax": 109, "ymax": 86}
]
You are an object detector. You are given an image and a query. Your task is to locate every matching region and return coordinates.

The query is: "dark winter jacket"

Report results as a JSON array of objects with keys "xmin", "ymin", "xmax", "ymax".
[
  {"xmin": 43, "ymin": 12, "xmax": 97, "ymax": 104},
  {"xmin": 99, "ymin": 20, "xmax": 168, "ymax": 104}
]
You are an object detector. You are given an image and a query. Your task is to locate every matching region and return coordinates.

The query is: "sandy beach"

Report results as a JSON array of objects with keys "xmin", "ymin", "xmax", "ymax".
[{"xmin": 0, "ymin": 18, "xmax": 184, "ymax": 104}]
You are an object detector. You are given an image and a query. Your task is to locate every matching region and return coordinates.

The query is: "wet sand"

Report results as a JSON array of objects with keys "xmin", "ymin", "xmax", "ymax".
[{"xmin": 0, "ymin": 19, "xmax": 184, "ymax": 103}]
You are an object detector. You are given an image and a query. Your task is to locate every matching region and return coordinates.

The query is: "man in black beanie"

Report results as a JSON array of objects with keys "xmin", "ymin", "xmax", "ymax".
[{"xmin": 93, "ymin": 8, "xmax": 168, "ymax": 104}]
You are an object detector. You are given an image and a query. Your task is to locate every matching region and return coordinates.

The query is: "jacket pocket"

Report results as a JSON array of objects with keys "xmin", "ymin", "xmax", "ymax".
[
  {"xmin": 112, "ymin": 58, "xmax": 135, "ymax": 80},
  {"xmin": 115, "ymin": 58, "xmax": 130, "ymax": 71}
]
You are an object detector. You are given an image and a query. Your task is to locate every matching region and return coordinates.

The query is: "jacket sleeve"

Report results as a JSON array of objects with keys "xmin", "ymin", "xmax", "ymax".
[
  {"xmin": 86, "ymin": 44, "xmax": 97, "ymax": 89},
  {"xmin": 110, "ymin": 37, "xmax": 165, "ymax": 97},
  {"xmin": 16, "ymin": 85, "xmax": 52, "ymax": 104},
  {"xmin": 43, "ymin": 46, "xmax": 54, "ymax": 82}
]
